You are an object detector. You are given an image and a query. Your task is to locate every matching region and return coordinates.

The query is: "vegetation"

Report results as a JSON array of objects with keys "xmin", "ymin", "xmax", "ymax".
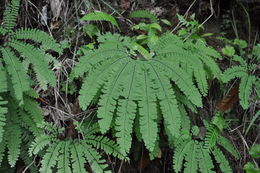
[{"xmin": 0, "ymin": 0, "xmax": 259, "ymax": 172}]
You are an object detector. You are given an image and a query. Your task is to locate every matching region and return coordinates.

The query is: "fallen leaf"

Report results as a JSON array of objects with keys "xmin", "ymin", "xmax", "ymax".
[{"xmin": 216, "ymin": 82, "xmax": 239, "ymax": 112}]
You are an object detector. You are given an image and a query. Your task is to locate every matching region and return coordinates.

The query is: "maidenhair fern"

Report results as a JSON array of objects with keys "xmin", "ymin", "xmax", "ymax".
[
  {"xmin": 71, "ymin": 31, "xmax": 221, "ymax": 156},
  {"xmin": 0, "ymin": 92, "xmax": 44, "ymax": 168},
  {"xmin": 0, "ymin": 0, "xmax": 62, "ymax": 105},
  {"xmin": 173, "ymin": 113, "xmax": 239, "ymax": 173},
  {"xmin": 222, "ymin": 54, "xmax": 259, "ymax": 109},
  {"xmin": 29, "ymin": 122, "xmax": 125, "ymax": 173},
  {"xmin": 0, "ymin": 0, "xmax": 61, "ymax": 170}
]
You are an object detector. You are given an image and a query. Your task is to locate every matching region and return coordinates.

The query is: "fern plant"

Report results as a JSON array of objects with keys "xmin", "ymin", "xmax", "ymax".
[
  {"xmin": 0, "ymin": 0, "xmax": 62, "ymax": 104},
  {"xmin": 0, "ymin": 91, "xmax": 44, "ymax": 169},
  {"xmin": 71, "ymin": 29, "xmax": 221, "ymax": 156},
  {"xmin": 29, "ymin": 121, "xmax": 125, "ymax": 173},
  {"xmin": 172, "ymin": 112, "xmax": 239, "ymax": 173},
  {"xmin": 222, "ymin": 46, "xmax": 260, "ymax": 109},
  {"xmin": 0, "ymin": 0, "xmax": 61, "ymax": 170}
]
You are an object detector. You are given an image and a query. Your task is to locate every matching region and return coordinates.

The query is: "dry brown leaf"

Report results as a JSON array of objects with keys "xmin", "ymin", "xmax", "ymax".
[{"xmin": 216, "ymin": 82, "xmax": 239, "ymax": 112}]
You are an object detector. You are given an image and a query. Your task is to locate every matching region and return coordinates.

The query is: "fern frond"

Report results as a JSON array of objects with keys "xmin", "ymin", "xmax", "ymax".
[
  {"xmin": 86, "ymin": 135, "xmax": 125, "ymax": 160},
  {"xmin": 70, "ymin": 142, "xmax": 87, "ymax": 173},
  {"xmin": 0, "ymin": 98, "xmax": 7, "ymax": 143},
  {"xmin": 222, "ymin": 66, "xmax": 247, "ymax": 83},
  {"xmin": 81, "ymin": 142, "xmax": 110, "ymax": 173},
  {"xmin": 97, "ymin": 59, "xmax": 132, "ymax": 134},
  {"xmin": 129, "ymin": 10, "xmax": 158, "ymax": 23},
  {"xmin": 150, "ymin": 66, "xmax": 181, "ymax": 137},
  {"xmin": 197, "ymin": 143, "xmax": 214, "ymax": 173},
  {"xmin": 212, "ymin": 147, "xmax": 233, "ymax": 173},
  {"xmin": 0, "ymin": 27, "xmax": 7, "ymax": 35},
  {"xmin": 239, "ymin": 74, "xmax": 255, "ymax": 109},
  {"xmin": 74, "ymin": 32, "xmax": 220, "ymax": 156},
  {"xmin": 5, "ymin": 120, "xmax": 22, "ymax": 167},
  {"xmin": 0, "ymin": 140, "xmax": 5, "ymax": 165},
  {"xmin": 204, "ymin": 124, "xmax": 220, "ymax": 150},
  {"xmin": 81, "ymin": 11, "xmax": 120, "ymax": 30},
  {"xmin": 2, "ymin": 0, "xmax": 20, "ymax": 31},
  {"xmin": 57, "ymin": 141, "xmax": 72, "ymax": 173},
  {"xmin": 11, "ymin": 28, "xmax": 62, "ymax": 53},
  {"xmin": 1, "ymin": 48, "xmax": 30, "ymax": 104},
  {"xmin": 173, "ymin": 139, "xmax": 192, "ymax": 172},
  {"xmin": 218, "ymin": 135, "xmax": 239, "ymax": 159},
  {"xmin": 0, "ymin": 62, "xmax": 7, "ymax": 92},
  {"xmin": 29, "ymin": 135, "xmax": 53, "ymax": 156},
  {"xmin": 151, "ymin": 60, "xmax": 202, "ymax": 107},
  {"xmin": 184, "ymin": 140, "xmax": 198, "ymax": 173},
  {"xmin": 137, "ymin": 63, "xmax": 158, "ymax": 152},
  {"xmin": 39, "ymin": 141, "xmax": 62, "ymax": 173},
  {"xmin": 8, "ymin": 40, "xmax": 56, "ymax": 90}
]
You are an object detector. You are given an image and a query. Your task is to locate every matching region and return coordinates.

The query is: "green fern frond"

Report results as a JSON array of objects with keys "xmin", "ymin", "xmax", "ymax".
[
  {"xmin": 81, "ymin": 11, "xmax": 120, "ymax": 30},
  {"xmin": 2, "ymin": 0, "xmax": 20, "ymax": 32},
  {"xmin": 1, "ymin": 48, "xmax": 30, "ymax": 104},
  {"xmin": 173, "ymin": 138, "xmax": 192, "ymax": 172},
  {"xmin": 218, "ymin": 135, "xmax": 240, "ymax": 159},
  {"xmin": 129, "ymin": 10, "xmax": 158, "ymax": 23},
  {"xmin": 222, "ymin": 65, "xmax": 247, "ymax": 82},
  {"xmin": 137, "ymin": 64, "xmax": 158, "ymax": 152},
  {"xmin": 8, "ymin": 40, "xmax": 56, "ymax": 89},
  {"xmin": 86, "ymin": 135, "xmax": 125, "ymax": 160},
  {"xmin": 0, "ymin": 62, "xmax": 7, "ymax": 92},
  {"xmin": 11, "ymin": 28, "xmax": 62, "ymax": 53},
  {"xmin": 197, "ymin": 143, "xmax": 214, "ymax": 173},
  {"xmin": 70, "ymin": 142, "xmax": 87, "ymax": 173},
  {"xmin": 29, "ymin": 135, "xmax": 53, "ymax": 156},
  {"xmin": 212, "ymin": 147, "xmax": 233, "ymax": 173},
  {"xmin": 0, "ymin": 98, "xmax": 7, "ymax": 143},
  {"xmin": 5, "ymin": 120, "xmax": 22, "ymax": 167},
  {"xmin": 39, "ymin": 141, "xmax": 62, "ymax": 173},
  {"xmin": 173, "ymin": 114, "xmax": 238, "ymax": 173},
  {"xmin": 183, "ymin": 140, "xmax": 198, "ymax": 173},
  {"xmin": 0, "ymin": 140, "xmax": 5, "ymax": 165},
  {"xmin": 57, "ymin": 141, "xmax": 72, "ymax": 173},
  {"xmin": 81, "ymin": 142, "xmax": 110, "ymax": 173},
  {"xmin": 0, "ymin": 27, "xmax": 7, "ymax": 35},
  {"xmin": 239, "ymin": 74, "xmax": 255, "ymax": 109},
  {"xmin": 204, "ymin": 124, "xmax": 220, "ymax": 150}
]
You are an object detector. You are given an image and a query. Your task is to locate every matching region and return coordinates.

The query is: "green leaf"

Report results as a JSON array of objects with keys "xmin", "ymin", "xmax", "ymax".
[
  {"xmin": 82, "ymin": 11, "xmax": 120, "ymax": 30},
  {"xmin": 222, "ymin": 45, "xmax": 235, "ymax": 57}
]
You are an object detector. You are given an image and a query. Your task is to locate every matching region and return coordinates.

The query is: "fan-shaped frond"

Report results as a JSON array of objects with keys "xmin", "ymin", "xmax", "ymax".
[{"xmin": 73, "ymin": 32, "xmax": 220, "ymax": 156}]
